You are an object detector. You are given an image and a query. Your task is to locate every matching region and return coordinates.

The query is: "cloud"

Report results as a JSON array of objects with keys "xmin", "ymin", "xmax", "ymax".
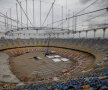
[
  {"xmin": 79, "ymin": 0, "xmax": 91, "ymax": 4},
  {"xmin": 0, "ymin": 0, "xmax": 108, "ymax": 38},
  {"xmin": 0, "ymin": 0, "xmax": 11, "ymax": 4},
  {"xmin": 97, "ymin": 0, "xmax": 108, "ymax": 8}
]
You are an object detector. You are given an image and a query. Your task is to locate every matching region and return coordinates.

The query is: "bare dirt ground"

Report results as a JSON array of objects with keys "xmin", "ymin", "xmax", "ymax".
[{"xmin": 9, "ymin": 51, "xmax": 73, "ymax": 82}]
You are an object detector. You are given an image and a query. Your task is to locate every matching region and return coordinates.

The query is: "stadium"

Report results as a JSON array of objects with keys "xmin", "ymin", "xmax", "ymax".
[{"xmin": 0, "ymin": 0, "xmax": 108, "ymax": 90}]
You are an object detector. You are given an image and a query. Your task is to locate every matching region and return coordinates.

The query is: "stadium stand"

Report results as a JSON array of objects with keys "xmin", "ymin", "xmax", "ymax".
[{"xmin": 0, "ymin": 38, "xmax": 108, "ymax": 90}]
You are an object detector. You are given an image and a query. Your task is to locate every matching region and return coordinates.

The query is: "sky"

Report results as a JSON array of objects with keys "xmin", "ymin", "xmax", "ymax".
[{"xmin": 0, "ymin": 0, "xmax": 108, "ymax": 38}]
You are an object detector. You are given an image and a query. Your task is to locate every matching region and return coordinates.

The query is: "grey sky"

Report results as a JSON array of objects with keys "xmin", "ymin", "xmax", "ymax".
[{"xmin": 0, "ymin": 0, "xmax": 108, "ymax": 38}]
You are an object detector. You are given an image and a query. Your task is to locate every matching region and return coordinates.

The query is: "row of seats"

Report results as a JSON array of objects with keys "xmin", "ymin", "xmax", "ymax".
[
  {"xmin": 13, "ymin": 68, "xmax": 108, "ymax": 90},
  {"xmin": 0, "ymin": 38, "xmax": 108, "ymax": 89},
  {"xmin": 0, "ymin": 68, "xmax": 107, "ymax": 89}
]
